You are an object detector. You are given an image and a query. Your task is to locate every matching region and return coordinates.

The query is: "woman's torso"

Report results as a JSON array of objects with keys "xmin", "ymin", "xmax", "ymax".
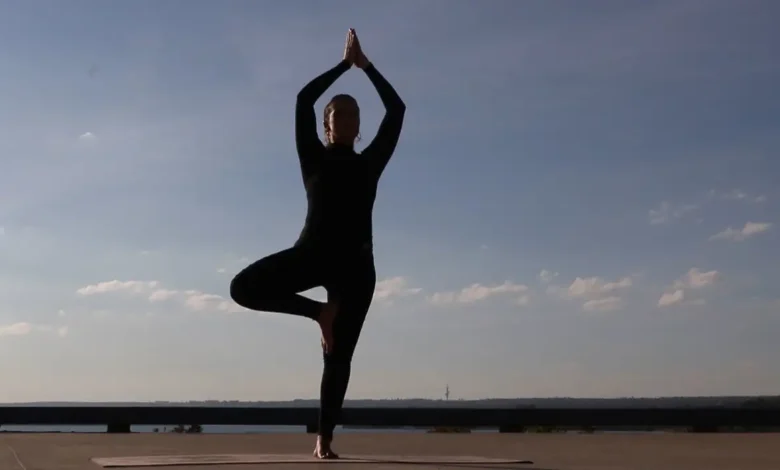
[{"xmin": 295, "ymin": 148, "xmax": 380, "ymax": 251}]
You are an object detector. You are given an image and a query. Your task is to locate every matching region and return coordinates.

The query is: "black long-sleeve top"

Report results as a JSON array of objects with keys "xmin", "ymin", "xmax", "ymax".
[{"xmin": 293, "ymin": 60, "xmax": 406, "ymax": 250}]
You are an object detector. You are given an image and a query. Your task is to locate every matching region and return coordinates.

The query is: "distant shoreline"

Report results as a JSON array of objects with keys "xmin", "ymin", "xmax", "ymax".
[{"xmin": 3, "ymin": 395, "xmax": 777, "ymax": 408}]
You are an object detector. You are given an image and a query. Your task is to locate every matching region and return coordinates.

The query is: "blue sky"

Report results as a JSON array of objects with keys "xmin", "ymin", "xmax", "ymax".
[{"xmin": 1, "ymin": 0, "xmax": 778, "ymax": 402}]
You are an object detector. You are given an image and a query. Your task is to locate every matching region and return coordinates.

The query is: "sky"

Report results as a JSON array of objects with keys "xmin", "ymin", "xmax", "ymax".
[{"xmin": 0, "ymin": 0, "xmax": 779, "ymax": 403}]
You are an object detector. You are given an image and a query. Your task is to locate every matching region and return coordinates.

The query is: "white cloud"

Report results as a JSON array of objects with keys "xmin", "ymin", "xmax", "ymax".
[
  {"xmin": 658, "ymin": 289, "xmax": 684, "ymax": 307},
  {"xmin": 183, "ymin": 290, "xmax": 244, "ymax": 313},
  {"xmin": 547, "ymin": 275, "xmax": 632, "ymax": 312},
  {"xmin": 57, "ymin": 309, "xmax": 66, "ymax": 317},
  {"xmin": 709, "ymin": 189, "xmax": 766, "ymax": 204},
  {"xmin": 673, "ymin": 268, "xmax": 720, "ymax": 290},
  {"xmin": 650, "ymin": 191, "xmax": 767, "ymax": 227},
  {"xmin": 538, "ymin": 269, "xmax": 559, "ymax": 283},
  {"xmin": 77, "ymin": 280, "xmax": 159, "ymax": 296},
  {"xmin": 216, "ymin": 268, "xmax": 227, "ymax": 274},
  {"xmin": 75, "ymin": 280, "xmax": 246, "ymax": 314},
  {"xmin": 516, "ymin": 295, "xmax": 530, "ymax": 307},
  {"xmin": 561, "ymin": 276, "xmax": 632, "ymax": 298},
  {"xmin": 184, "ymin": 292, "xmax": 225, "ymax": 310},
  {"xmin": 709, "ymin": 222, "xmax": 772, "ymax": 242},
  {"xmin": 373, "ymin": 277, "xmax": 422, "ymax": 301},
  {"xmin": 0, "ymin": 322, "xmax": 68, "ymax": 338},
  {"xmin": 0, "ymin": 322, "xmax": 33, "ymax": 337},
  {"xmin": 148, "ymin": 289, "xmax": 179, "ymax": 302},
  {"xmin": 78, "ymin": 277, "xmax": 422, "ymax": 314},
  {"xmin": 659, "ymin": 268, "xmax": 720, "ymax": 308},
  {"xmin": 428, "ymin": 281, "xmax": 528, "ymax": 306},
  {"xmin": 78, "ymin": 131, "xmax": 96, "ymax": 141},
  {"xmin": 648, "ymin": 201, "xmax": 697, "ymax": 225},
  {"xmin": 583, "ymin": 296, "xmax": 622, "ymax": 312}
]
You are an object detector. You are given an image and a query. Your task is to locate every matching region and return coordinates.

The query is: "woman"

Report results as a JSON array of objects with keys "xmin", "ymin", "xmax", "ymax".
[{"xmin": 229, "ymin": 29, "xmax": 406, "ymax": 459}]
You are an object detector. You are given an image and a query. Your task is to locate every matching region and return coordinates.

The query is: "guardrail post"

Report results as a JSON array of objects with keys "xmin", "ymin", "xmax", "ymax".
[
  {"xmin": 688, "ymin": 425, "xmax": 719, "ymax": 433},
  {"xmin": 107, "ymin": 423, "xmax": 131, "ymax": 433},
  {"xmin": 499, "ymin": 425, "xmax": 526, "ymax": 433}
]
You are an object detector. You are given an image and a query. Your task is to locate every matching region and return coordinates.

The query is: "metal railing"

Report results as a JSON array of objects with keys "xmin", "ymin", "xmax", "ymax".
[{"xmin": 1, "ymin": 406, "xmax": 777, "ymax": 433}]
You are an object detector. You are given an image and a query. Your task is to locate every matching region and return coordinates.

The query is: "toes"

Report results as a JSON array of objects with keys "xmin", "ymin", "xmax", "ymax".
[{"xmin": 313, "ymin": 448, "xmax": 339, "ymax": 460}]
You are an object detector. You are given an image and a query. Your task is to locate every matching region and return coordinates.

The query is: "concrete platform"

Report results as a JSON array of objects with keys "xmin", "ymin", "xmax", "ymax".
[{"xmin": 1, "ymin": 432, "xmax": 779, "ymax": 470}]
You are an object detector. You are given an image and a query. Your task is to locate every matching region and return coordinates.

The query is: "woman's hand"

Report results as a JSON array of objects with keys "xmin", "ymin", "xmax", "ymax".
[
  {"xmin": 346, "ymin": 29, "xmax": 371, "ymax": 69},
  {"xmin": 342, "ymin": 29, "xmax": 354, "ymax": 64}
]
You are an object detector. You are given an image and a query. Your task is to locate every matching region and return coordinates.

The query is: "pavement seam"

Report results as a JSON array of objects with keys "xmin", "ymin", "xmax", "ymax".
[{"xmin": 5, "ymin": 443, "xmax": 28, "ymax": 470}]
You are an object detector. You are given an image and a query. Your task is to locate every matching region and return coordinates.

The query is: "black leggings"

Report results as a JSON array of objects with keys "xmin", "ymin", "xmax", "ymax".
[{"xmin": 229, "ymin": 244, "xmax": 376, "ymax": 440}]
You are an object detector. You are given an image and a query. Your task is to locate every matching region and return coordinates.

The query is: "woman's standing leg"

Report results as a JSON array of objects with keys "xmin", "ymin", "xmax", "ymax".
[
  {"xmin": 229, "ymin": 245, "xmax": 325, "ymax": 320},
  {"xmin": 315, "ymin": 252, "xmax": 377, "ymax": 457}
]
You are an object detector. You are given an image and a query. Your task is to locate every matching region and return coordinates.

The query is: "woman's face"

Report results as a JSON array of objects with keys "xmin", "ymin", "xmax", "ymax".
[{"xmin": 326, "ymin": 97, "xmax": 360, "ymax": 144}]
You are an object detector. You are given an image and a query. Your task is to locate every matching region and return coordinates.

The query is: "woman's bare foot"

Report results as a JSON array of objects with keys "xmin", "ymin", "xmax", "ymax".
[
  {"xmin": 313, "ymin": 436, "xmax": 339, "ymax": 459},
  {"xmin": 318, "ymin": 302, "xmax": 338, "ymax": 354}
]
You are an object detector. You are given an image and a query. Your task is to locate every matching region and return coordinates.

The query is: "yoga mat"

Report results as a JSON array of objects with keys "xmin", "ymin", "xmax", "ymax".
[{"xmin": 92, "ymin": 453, "xmax": 534, "ymax": 467}]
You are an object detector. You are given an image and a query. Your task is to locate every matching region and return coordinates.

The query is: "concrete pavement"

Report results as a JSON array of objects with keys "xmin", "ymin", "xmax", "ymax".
[{"xmin": 1, "ymin": 432, "xmax": 778, "ymax": 470}]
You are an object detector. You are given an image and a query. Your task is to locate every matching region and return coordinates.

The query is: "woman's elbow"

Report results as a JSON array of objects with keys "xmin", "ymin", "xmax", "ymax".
[
  {"xmin": 391, "ymin": 100, "xmax": 406, "ymax": 116},
  {"xmin": 296, "ymin": 89, "xmax": 314, "ymax": 107}
]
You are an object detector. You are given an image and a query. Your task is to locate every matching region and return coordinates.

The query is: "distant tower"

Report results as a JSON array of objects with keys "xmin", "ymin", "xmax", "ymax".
[{"xmin": 445, "ymin": 385, "xmax": 450, "ymax": 401}]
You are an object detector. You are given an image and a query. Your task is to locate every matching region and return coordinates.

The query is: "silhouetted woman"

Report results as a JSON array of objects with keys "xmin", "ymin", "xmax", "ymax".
[{"xmin": 230, "ymin": 29, "xmax": 406, "ymax": 459}]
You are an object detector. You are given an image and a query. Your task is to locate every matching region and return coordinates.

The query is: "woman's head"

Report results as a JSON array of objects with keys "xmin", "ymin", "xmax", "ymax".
[{"xmin": 323, "ymin": 94, "xmax": 360, "ymax": 145}]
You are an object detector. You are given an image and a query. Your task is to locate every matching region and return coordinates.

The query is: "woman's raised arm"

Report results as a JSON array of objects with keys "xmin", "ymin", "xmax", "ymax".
[
  {"xmin": 349, "ymin": 30, "xmax": 406, "ymax": 175},
  {"xmin": 361, "ymin": 63, "xmax": 406, "ymax": 174},
  {"xmin": 295, "ymin": 60, "xmax": 351, "ymax": 174},
  {"xmin": 295, "ymin": 31, "xmax": 355, "ymax": 177}
]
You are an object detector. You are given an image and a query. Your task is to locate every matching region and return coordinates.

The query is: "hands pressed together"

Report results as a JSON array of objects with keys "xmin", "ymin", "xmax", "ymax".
[{"xmin": 342, "ymin": 28, "xmax": 370, "ymax": 69}]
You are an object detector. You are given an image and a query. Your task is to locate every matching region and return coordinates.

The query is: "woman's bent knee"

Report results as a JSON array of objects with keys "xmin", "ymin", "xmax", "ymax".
[
  {"xmin": 230, "ymin": 263, "xmax": 278, "ymax": 310},
  {"xmin": 229, "ymin": 270, "xmax": 251, "ymax": 307}
]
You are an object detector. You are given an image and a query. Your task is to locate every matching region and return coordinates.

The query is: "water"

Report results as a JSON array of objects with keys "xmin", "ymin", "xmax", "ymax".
[
  {"xmin": 0, "ymin": 425, "xmax": 661, "ymax": 434},
  {"xmin": 0, "ymin": 425, "xmax": 481, "ymax": 434}
]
